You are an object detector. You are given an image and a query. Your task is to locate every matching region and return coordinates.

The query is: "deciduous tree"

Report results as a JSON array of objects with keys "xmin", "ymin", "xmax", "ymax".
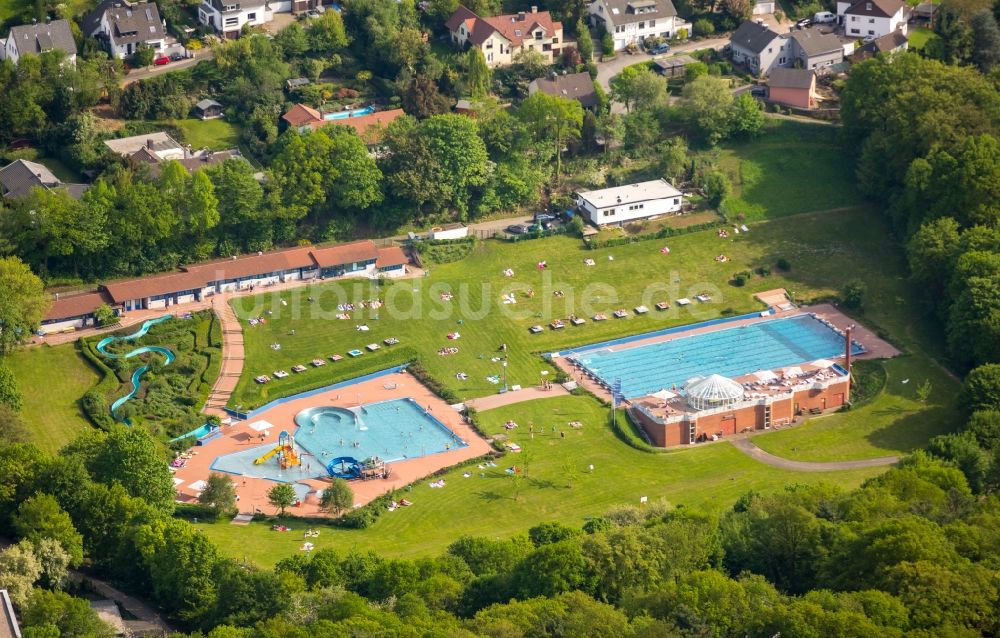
[
  {"xmin": 268, "ymin": 483, "xmax": 297, "ymax": 515},
  {"xmin": 0, "ymin": 257, "xmax": 48, "ymax": 354}
]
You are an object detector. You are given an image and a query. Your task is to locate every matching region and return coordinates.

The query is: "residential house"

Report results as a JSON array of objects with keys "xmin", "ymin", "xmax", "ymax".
[
  {"xmin": 528, "ymin": 72, "xmax": 599, "ymax": 110},
  {"xmin": 576, "ymin": 179, "xmax": 684, "ymax": 226},
  {"xmin": 653, "ymin": 54, "xmax": 697, "ymax": 78},
  {"xmin": 1, "ymin": 590, "xmax": 21, "ymax": 638},
  {"xmin": 40, "ymin": 291, "xmax": 114, "ymax": 334},
  {"xmin": 837, "ymin": 0, "xmax": 907, "ymax": 39},
  {"xmin": 84, "ymin": 0, "xmax": 166, "ymax": 58},
  {"xmin": 854, "ymin": 28, "xmax": 907, "ymax": 59},
  {"xmin": 105, "ymin": 132, "xmax": 186, "ymax": 160},
  {"xmin": 138, "ymin": 149, "xmax": 246, "ymax": 177},
  {"xmin": 729, "ymin": 21, "xmax": 787, "ymax": 75},
  {"xmin": 198, "ymin": 0, "xmax": 273, "ymax": 39},
  {"xmin": 446, "ymin": 5, "xmax": 563, "ymax": 67},
  {"xmin": 1, "ymin": 19, "xmax": 77, "ymax": 64},
  {"xmin": 195, "ymin": 98, "xmax": 223, "ymax": 119},
  {"xmin": 281, "ymin": 105, "xmax": 405, "ymax": 149},
  {"xmin": 788, "ymin": 27, "xmax": 844, "ymax": 71},
  {"xmin": 753, "ymin": 0, "xmax": 775, "ymax": 15},
  {"xmin": 767, "ymin": 67, "xmax": 817, "ymax": 108},
  {"xmin": 911, "ymin": 2, "xmax": 936, "ymax": 23},
  {"xmin": 588, "ymin": 0, "xmax": 691, "ymax": 50},
  {"xmin": 0, "ymin": 159, "xmax": 88, "ymax": 200}
]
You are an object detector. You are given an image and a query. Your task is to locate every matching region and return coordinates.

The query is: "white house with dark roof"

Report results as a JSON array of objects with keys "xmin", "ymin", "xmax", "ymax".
[
  {"xmin": 1, "ymin": 19, "xmax": 77, "ymax": 64},
  {"xmin": 198, "ymin": 0, "xmax": 273, "ymax": 39},
  {"xmin": 85, "ymin": 0, "xmax": 166, "ymax": 58},
  {"xmin": 729, "ymin": 21, "xmax": 787, "ymax": 75},
  {"xmin": 588, "ymin": 0, "xmax": 691, "ymax": 50},
  {"xmin": 576, "ymin": 179, "xmax": 684, "ymax": 226},
  {"xmin": 788, "ymin": 27, "xmax": 845, "ymax": 70},
  {"xmin": 837, "ymin": 0, "xmax": 907, "ymax": 39}
]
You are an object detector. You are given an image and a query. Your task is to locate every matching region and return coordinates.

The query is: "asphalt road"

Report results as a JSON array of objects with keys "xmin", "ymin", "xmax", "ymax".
[{"xmin": 121, "ymin": 48, "xmax": 214, "ymax": 86}]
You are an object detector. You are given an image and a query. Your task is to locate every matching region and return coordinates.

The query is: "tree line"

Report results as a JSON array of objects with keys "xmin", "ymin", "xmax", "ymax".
[{"xmin": 1, "ymin": 374, "xmax": 1000, "ymax": 638}]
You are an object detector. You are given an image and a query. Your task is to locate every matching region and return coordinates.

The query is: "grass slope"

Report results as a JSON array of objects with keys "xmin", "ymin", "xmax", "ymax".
[
  {"xmin": 5, "ymin": 344, "xmax": 98, "ymax": 453},
  {"xmin": 751, "ymin": 355, "xmax": 959, "ymax": 461},
  {"xmin": 196, "ymin": 394, "xmax": 884, "ymax": 564},
  {"xmin": 232, "ymin": 204, "xmax": 909, "ymax": 409},
  {"xmin": 169, "ymin": 118, "xmax": 242, "ymax": 151},
  {"xmin": 720, "ymin": 120, "xmax": 863, "ymax": 221}
]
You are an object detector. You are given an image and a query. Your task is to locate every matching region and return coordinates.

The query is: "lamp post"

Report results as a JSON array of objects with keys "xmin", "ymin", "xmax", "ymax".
[{"xmin": 501, "ymin": 357, "xmax": 508, "ymax": 393}]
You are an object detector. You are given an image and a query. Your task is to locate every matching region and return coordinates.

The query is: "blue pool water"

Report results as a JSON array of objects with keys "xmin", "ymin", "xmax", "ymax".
[
  {"xmin": 210, "ymin": 398, "xmax": 465, "ymax": 482},
  {"xmin": 323, "ymin": 106, "xmax": 375, "ymax": 120},
  {"xmin": 572, "ymin": 314, "xmax": 861, "ymax": 399}
]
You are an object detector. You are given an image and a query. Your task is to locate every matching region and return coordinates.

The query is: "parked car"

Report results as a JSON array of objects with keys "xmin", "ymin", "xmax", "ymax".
[
  {"xmin": 648, "ymin": 42, "xmax": 670, "ymax": 55},
  {"xmin": 527, "ymin": 223, "xmax": 543, "ymax": 233},
  {"xmin": 750, "ymin": 86, "xmax": 767, "ymax": 97},
  {"xmin": 813, "ymin": 11, "xmax": 836, "ymax": 23},
  {"xmin": 505, "ymin": 224, "xmax": 527, "ymax": 235},
  {"xmin": 796, "ymin": 18, "xmax": 812, "ymax": 28},
  {"xmin": 169, "ymin": 52, "xmax": 185, "ymax": 61},
  {"xmin": 154, "ymin": 56, "xmax": 170, "ymax": 66},
  {"xmin": 534, "ymin": 213, "xmax": 556, "ymax": 224}
]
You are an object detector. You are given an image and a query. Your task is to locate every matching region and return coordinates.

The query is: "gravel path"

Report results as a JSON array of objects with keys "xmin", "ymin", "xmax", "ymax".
[{"xmin": 730, "ymin": 438, "xmax": 899, "ymax": 472}]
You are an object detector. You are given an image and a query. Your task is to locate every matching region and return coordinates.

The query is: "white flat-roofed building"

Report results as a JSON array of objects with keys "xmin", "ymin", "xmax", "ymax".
[{"xmin": 576, "ymin": 178, "xmax": 684, "ymax": 226}]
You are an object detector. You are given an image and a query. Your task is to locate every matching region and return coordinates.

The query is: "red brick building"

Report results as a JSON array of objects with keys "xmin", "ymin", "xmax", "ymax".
[{"xmin": 628, "ymin": 365, "xmax": 850, "ymax": 447}]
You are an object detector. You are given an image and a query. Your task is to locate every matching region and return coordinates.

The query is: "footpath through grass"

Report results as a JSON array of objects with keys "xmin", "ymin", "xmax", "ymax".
[
  {"xmin": 4, "ymin": 344, "xmax": 98, "ymax": 453},
  {"xmin": 196, "ymin": 394, "xmax": 884, "ymax": 564}
]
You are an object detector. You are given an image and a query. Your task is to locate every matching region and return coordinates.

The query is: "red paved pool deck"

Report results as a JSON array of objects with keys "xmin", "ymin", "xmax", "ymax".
[
  {"xmin": 554, "ymin": 304, "xmax": 899, "ymax": 404},
  {"xmin": 171, "ymin": 370, "xmax": 492, "ymax": 516}
]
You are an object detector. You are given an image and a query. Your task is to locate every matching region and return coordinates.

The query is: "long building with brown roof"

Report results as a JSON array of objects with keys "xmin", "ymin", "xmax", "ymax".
[{"xmin": 40, "ymin": 240, "xmax": 412, "ymax": 332}]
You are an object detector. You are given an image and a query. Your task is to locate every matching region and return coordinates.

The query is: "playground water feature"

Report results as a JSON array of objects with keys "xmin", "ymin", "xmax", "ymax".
[
  {"xmin": 210, "ymin": 398, "xmax": 465, "ymax": 483},
  {"xmin": 571, "ymin": 314, "xmax": 863, "ymax": 399},
  {"xmin": 96, "ymin": 315, "xmax": 176, "ymax": 417}
]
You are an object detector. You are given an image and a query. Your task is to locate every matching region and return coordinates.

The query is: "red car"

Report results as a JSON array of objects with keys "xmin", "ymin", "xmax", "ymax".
[{"xmin": 154, "ymin": 56, "xmax": 170, "ymax": 66}]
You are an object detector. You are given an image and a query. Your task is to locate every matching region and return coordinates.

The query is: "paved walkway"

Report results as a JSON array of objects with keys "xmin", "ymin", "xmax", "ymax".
[
  {"xmin": 75, "ymin": 570, "xmax": 174, "ymax": 634},
  {"xmin": 463, "ymin": 384, "xmax": 569, "ymax": 412},
  {"xmin": 203, "ymin": 297, "xmax": 245, "ymax": 416},
  {"xmin": 730, "ymin": 438, "xmax": 899, "ymax": 472}
]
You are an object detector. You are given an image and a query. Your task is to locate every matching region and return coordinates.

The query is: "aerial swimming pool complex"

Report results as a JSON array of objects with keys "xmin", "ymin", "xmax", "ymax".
[
  {"xmin": 569, "ymin": 314, "xmax": 861, "ymax": 398},
  {"xmin": 210, "ymin": 397, "xmax": 465, "ymax": 483}
]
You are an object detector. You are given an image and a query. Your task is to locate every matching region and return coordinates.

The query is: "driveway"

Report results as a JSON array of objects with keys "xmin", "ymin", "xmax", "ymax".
[
  {"xmin": 122, "ymin": 48, "xmax": 214, "ymax": 86},
  {"xmin": 595, "ymin": 36, "xmax": 730, "ymax": 91}
]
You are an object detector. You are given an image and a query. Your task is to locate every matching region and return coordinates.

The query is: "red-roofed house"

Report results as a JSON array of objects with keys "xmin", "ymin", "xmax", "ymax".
[
  {"xmin": 447, "ymin": 5, "xmax": 563, "ymax": 67},
  {"xmin": 280, "ymin": 106, "xmax": 406, "ymax": 150}
]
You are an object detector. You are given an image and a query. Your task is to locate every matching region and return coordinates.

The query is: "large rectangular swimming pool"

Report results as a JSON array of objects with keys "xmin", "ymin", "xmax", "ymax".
[{"xmin": 571, "ymin": 314, "xmax": 860, "ymax": 398}]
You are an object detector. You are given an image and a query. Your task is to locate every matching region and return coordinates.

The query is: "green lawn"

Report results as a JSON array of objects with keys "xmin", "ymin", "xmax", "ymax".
[
  {"xmin": 231, "ymin": 204, "xmax": 919, "ymax": 410},
  {"xmin": 169, "ymin": 118, "xmax": 242, "ymax": 151},
  {"xmin": 4, "ymin": 344, "xmax": 98, "ymax": 453},
  {"xmin": 196, "ymin": 394, "xmax": 884, "ymax": 564},
  {"xmin": 751, "ymin": 355, "xmax": 959, "ymax": 461},
  {"xmin": 719, "ymin": 120, "xmax": 864, "ymax": 220},
  {"xmin": 37, "ymin": 157, "xmax": 84, "ymax": 183},
  {"xmin": 907, "ymin": 27, "xmax": 937, "ymax": 51}
]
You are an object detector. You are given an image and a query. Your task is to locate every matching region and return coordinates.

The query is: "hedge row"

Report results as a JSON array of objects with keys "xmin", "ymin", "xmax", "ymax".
[{"xmin": 585, "ymin": 220, "xmax": 724, "ymax": 249}]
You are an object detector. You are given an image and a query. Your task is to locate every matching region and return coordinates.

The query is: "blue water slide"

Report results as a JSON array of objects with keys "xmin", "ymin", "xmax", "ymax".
[
  {"xmin": 326, "ymin": 456, "xmax": 362, "ymax": 479},
  {"xmin": 96, "ymin": 315, "xmax": 176, "ymax": 419}
]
